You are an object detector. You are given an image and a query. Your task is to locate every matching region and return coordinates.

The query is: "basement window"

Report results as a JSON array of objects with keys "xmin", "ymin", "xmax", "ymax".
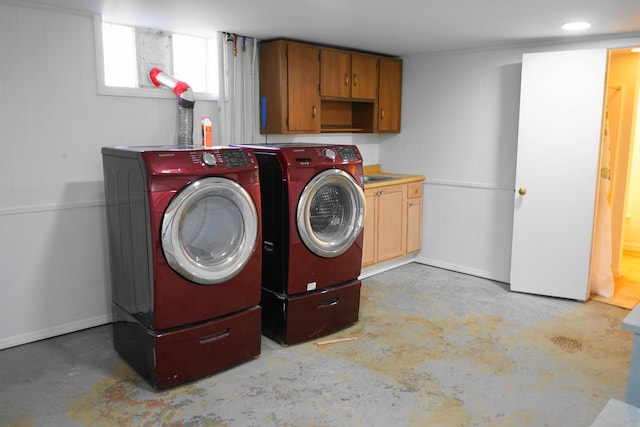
[{"xmin": 95, "ymin": 17, "xmax": 218, "ymax": 99}]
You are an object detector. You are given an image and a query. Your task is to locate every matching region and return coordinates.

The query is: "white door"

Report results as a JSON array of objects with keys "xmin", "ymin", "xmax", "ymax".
[{"xmin": 510, "ymin": 49, "xmax": 607, "ymax": 300}]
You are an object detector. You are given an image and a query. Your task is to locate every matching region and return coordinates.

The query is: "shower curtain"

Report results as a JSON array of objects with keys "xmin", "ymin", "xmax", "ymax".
[
  {"xmin": 590, "ymin": 106, "xmax": 615, "ymax": 298},
  {"xmin": 217, "ymin": 32, "xmax": 259, "ymax": 145}
]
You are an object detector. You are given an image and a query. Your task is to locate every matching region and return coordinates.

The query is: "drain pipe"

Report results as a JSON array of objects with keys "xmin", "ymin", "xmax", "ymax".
[{"xmin": 149, "ymin": 68, "xmax": 195, "ymax": 147}]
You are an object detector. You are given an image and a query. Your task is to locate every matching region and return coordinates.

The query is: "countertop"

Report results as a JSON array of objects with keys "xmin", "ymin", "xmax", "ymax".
[{"xmin": 362, "ymin": 164, "xmax": 426, "ymax": 189}]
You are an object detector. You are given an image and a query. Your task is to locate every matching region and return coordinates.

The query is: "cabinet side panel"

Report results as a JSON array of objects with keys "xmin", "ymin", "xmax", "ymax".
[
  {"xmin": 361, "ymin": 190, "xmax": 377, "ymax": 267},
  {"xmin": 406, "ymin": 197, "xmax": 423, "ymax": 254},
  {"xmin": 260, "ymin": 41, "xmax": 288, "ymax": 134}
]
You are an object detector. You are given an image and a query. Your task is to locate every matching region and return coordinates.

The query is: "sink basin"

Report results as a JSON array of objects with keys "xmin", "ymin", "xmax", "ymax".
[{"xmin": 363, "ymin": 175, "xmax": 396, "ymax": 183}]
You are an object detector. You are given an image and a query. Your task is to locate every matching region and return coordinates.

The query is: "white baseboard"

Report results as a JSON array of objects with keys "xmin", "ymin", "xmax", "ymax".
[
  {"xmin": 359, "ymin": 255, "xmax": 508, "ymax": 284},
  {"xmin": 359, "ymin": 255, "xmax": 416, "ymax": 279},
  {"xmin": 0, "ymin": 314, "xmax": 112, "ymax": 350},
  {"xmin": 413, "ymin": 256, "xmax": 509, "ymax": 283},
  {"xmin": 624, "ymin": 243, "xmax": 640, "ymax": 253}
]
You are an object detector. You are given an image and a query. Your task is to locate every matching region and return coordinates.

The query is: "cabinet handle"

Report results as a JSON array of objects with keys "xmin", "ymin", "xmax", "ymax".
[
  {"xmin": 345, "ymin": 73, "xmax": 349, "ymax": 87},
  {"xmin": 312, "ymin": 105, "xmax": 317, "ymax": 118},
  {"xmin": 380, "ymin": 109, "xmax": 385, "ymax": 119},
  {"xmin": 353, "ymin": 73, "xmax": 358, "ymax": 87}
]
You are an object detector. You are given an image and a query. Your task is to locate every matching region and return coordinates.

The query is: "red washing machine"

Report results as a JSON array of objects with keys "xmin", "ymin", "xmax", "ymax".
[
  {"xmin": 234, "ymin": 143, "xmax": 366, "ymax": 345},
  {"xmin": 102, "ymin": 146, "xmax": 262, "ymax": 389}
]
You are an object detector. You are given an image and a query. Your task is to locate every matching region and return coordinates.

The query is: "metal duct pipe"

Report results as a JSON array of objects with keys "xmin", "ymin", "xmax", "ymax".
[{"xmin": 150, "ymin": 68, "xmax": 196, "ymax": 147}]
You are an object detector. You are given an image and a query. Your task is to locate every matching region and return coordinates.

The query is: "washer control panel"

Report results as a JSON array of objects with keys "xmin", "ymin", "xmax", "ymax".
[
  {"xmin": 336, "ymin": 146, "xmax": 359, "ymax": 162},
  {"xmin": 201, "ymin": 152, "xmax": 217, "ymax": 166},
  {"xmin": 322, "ymin": 148, "xmax": 337, "ymax": 161},
  {"xmin": 220, "ymin": 149, "xmax": 251, "ymax": 167},
  {"xmin": 196, "ymin": 149, "xmax": 251, "ymax": 168},
  {"xmin": 140, "ymin": 147, "xmax": 257, "ymax": 175},
  {"xmin": 291, "ymin": 145, "xmax": 362, "ymax": 166}
]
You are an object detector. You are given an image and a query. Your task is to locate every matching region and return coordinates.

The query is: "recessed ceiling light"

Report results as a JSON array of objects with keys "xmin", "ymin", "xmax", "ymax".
[{"xmin": 562, "ymin": 21, "xmax": 591, "ymax": 31}]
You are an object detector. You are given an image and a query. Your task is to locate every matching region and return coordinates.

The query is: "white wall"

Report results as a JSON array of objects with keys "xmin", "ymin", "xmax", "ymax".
[
  {"xmin": 380, "ymin": 48, "xmax": 523, "ymax": 282},
  {"xmin": 627, "ymin": 93, "xmax": 640, "ymax": 252},
  {"xmin": 5, "ymin": 1, "xmax": 640, "ymax": 349},
  {"xmin": 0, "ymin": 2, "xmax": 382, "ymax": 349},
  {"xmin": 383, "ymin": 35, "xmax": 640, "ymax": 283},
  {"xmin": 0, "ymin": 3, "xmax": 218, "ymax": 349}
]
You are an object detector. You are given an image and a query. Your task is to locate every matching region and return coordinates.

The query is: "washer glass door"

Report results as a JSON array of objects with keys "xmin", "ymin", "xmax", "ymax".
[
  {"xmin": 161, "ymin": 177, "xmax": 258, "ymax": 284},
  {"xmin": 297, "ymin": 169, "xmax": 366, "ymax": 258}
]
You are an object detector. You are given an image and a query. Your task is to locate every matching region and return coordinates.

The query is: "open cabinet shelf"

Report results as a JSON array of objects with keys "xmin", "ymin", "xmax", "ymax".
[{"xmin": 320, "ymin": 100, "xmax": 374, "ymax": 133}]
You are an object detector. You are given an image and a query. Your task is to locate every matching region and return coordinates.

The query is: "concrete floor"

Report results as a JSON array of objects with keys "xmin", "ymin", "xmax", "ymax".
[{"xmin": 0, "ymin": 263, "xmax": 634, "ymax": 427}]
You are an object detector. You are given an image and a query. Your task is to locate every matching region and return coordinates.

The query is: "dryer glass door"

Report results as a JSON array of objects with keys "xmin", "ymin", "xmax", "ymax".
[
  {"xmin": 297, "ymin": 169, "xmax": 366, "ymax": 258},
  {"xmin": 161, "ymin": 177, "xmax": 258, "ymax": 285}
]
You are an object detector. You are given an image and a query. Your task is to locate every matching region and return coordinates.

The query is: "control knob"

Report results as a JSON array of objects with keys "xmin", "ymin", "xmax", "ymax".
[
  {"xmin": 201, "ymin": 152, "xmax": 217, "ymax": 166},
  {"xmin": 322, "ymin": 148, "xmax": 337, "ymax": 161}
]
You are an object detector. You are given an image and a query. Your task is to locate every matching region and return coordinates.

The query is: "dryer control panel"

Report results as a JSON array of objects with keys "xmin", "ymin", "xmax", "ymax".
[
  {"xmin": 335, "ymin": 146, "xmax": 360, "ymax": 162},
  {"xmin": 122, "ymin": 146, "xmax": 259, "ymax": 176},
  {"xmin": 194, "ymin": 149, "xmax": 251, "ymax": 168},
  {"xmin": 257, "ymin": 144, "xmax": 362, "ymax": 167},
  {"xmin": 220, "ymin": 149, "xmax": 251, "ymax": 167},
  {"xmin": 292, "ymin": 145, "xmax": 361, "ymax": 166}
]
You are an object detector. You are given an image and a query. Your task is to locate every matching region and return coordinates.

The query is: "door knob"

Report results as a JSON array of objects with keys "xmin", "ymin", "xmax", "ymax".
[{"xmin": 518, "ymin": 187, "xmax": 527, "ymax": 195}]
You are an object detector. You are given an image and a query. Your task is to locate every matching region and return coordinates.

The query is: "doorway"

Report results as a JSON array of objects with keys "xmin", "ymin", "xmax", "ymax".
[{"xmin": 590, "ymin": 48, "xmax": 640, "ymax": 309}]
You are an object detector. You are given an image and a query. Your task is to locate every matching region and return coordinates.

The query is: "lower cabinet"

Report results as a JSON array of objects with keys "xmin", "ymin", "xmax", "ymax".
[
  {"xmin": 362, "ymin": 181, "xmax": 424, "ymax": 268},
  {"xmin": 406, "ymin": 181, "xmax": 423, "ymax": 254},
  {"xmin": 361, "ymin": 190, "xmax": 377, "ymax": 267}
]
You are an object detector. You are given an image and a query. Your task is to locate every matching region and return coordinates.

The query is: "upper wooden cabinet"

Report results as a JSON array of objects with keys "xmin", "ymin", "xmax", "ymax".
[
  {"xmin": 320, "ymin": 50, "xmax": 378, "ymax": 100},
  {"xmin": 378, "ymin": 58, "xmax": 402, "ymax": 132},
  {"xmin": 259, "ymin": 39, "xmax": 402, "ymax": 134},
  {"xmin": 260, "ymin": 40, "xmax": 321, "ymax": 134}
]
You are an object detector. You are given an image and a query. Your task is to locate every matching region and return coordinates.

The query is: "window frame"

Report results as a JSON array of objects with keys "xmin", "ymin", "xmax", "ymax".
[{"xmin": 93, "ymin": 15, "xmax": 217, "ymax": 101}]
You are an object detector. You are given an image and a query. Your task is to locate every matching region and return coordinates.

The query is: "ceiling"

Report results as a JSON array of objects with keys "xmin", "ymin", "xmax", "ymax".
[{"xmin": 18, "ymin": 0, "xmax": 640, "ymax": 56}]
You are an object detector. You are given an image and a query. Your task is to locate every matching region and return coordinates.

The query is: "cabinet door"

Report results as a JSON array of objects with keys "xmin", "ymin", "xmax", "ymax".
[
  {"xmin": 406, "ymin": 181, "xmax": 423, "ymax": 254},
  {"xmin": 320, "ymin": 50, "xmax": 351, "ymax": 98},
  {"xmin": 351, "ymin": 54, "xmax": 378, "ymax": 100},
  {"xmin": 377, "ymin": 185, "xmax": 406, "ymax": 262},
  {"xmin": 361, "ymin": 189, "xmax": 377, "ymax": 267},
  {"xmin": 259, "ymin": 41, "xmax": 288, "ymax": 134},
  {"xmin": 288, "ymin": 43, "xmax": 321, "ymax": 132},
  {"xmin": 406, "ymin": 197, "xmax": 423, "ymax": 254},
  {"xmin": 378, "ymin": 58, "xmax": 402, "ymax": 132}
]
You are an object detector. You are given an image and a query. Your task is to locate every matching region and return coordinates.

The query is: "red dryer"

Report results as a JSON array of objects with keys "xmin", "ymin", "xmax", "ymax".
[
  {"xmin": 102, "ymin": 146, "xmax": 262, "ymax": 389},
  {"xmin": 234, "ymin": 143, "xmax": 366, "ymax": 345}
]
